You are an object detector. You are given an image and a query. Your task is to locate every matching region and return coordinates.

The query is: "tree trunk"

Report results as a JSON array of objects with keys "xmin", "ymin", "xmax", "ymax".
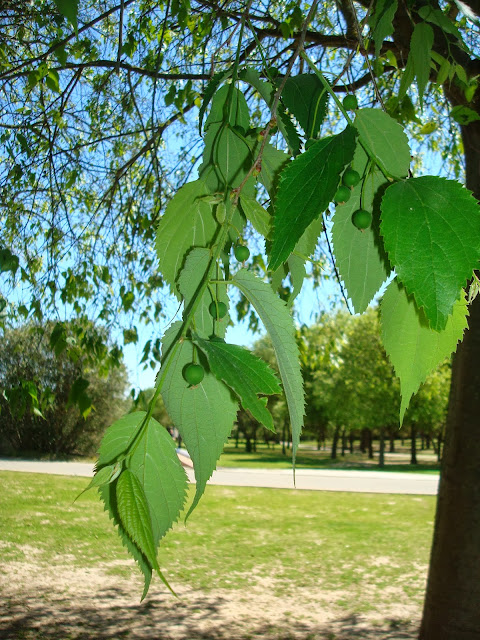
[
  {"xmin": 341, "ymin": 428, "xmax": 347, "ymax": 456},
  {"xmin": 378, "ymin": 427, "xmax": 385, "ymax": 468},
  {"xmin": 419, "ymin": 115, "xmax": 480, "ymax": 639},
  {"xmin": 331, "ymin": 424, "xmax": 340, "ymax": 460},
  {"xmin": 410, "ymin": 423, "xmax": 417, "ymax": 465},
  {"xmin": 389, "ymin": 429, "xmax": 395, "ymax": 453},
  {"xmin": 367, "ymin": 429, "xmax": 373, "ymax": 459},
  {"xmin": 349, "ymin": 432, "xmax": 354, "ymax": 454}
]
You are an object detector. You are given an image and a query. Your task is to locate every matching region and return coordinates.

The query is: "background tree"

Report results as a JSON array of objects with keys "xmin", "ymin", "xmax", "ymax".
[{"xmin": 0, "ymin": 322, "xmax": 129, "ymax": 455}]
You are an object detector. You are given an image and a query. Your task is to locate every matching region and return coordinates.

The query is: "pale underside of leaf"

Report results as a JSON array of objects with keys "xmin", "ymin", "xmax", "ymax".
[
  {"xmin": 155, "ymin": 180, "xmax": 217, "ymax": 299},
  {"xmin": 332, "ymin": 144, "xmax": 391, "ymax": 312},
  {"xmin": 232, "ymin": 269, "xmax": 304, "ymax": 466},
  {"xmin": 380, "ymin": 279, "xmax": 468, "ymax": 422},
  {"xmin": 161, "ymin": 323, "xmax": 239, "ymax": 516},
  {"xmin": 354, "ymin": 108, "xmax": 411, "ymax": 179}
]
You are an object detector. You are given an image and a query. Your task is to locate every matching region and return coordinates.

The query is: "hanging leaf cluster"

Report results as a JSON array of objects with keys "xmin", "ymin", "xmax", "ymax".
[{"xmin": 90, "ymin": 52, "xmax": 480, "ymax": 596}]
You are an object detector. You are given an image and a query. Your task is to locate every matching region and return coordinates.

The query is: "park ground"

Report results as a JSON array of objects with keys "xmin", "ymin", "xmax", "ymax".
[{"xmin": 0, "ymin": 443, "xmax": 436, "ymax": 640}]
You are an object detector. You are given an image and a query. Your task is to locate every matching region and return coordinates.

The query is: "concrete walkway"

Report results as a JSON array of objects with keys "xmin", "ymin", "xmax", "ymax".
[{"xmin": 0, "ymin": 458, "xmax": 439, "ymax": 495}]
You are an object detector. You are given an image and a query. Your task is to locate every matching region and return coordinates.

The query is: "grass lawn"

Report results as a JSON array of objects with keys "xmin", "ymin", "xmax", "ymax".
[{"xmin": 0, "ymin": 470, "xmax": 434, "ymax": 611}]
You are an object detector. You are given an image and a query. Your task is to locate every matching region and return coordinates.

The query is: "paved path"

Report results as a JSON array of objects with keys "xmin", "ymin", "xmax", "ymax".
[{"xmin": 0, "ymin": 458, "xmax": 439, "ymax": 495}]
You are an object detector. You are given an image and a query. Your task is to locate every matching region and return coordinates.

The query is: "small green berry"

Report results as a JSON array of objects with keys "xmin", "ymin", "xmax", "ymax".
[
  {"xmin": 352, "ymin": 208, "xmax": 372, "ymax": 230},
  {"xmin": 183, "ymin": 363, "xmax": 205, "ymax": 385},
  {"xmin": 234, "ymin": 245, "xmax": 250, "ymax": 262},
  {"xmin": 209, "ymin": 300, "xmax": 228, "ymax": 320},
  {"xmin": 342, "ymin": 94, "xmax": 358, "ymax": 111},
  {"xmin": 342, "ymin": 168, "xmax": 361, "ymax": 188},
  {"xmin": 334, "ymin": 185, "xmax": 351, "ymax": 204},
  {"xmin": 215, "ymin": 202, "xmax": 226, "ymax": 224}
]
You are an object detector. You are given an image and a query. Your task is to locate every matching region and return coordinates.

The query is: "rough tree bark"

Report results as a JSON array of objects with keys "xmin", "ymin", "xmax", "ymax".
[{"xmin": 419, "ymin": 116, "xmax": 480, "ymax": 639}]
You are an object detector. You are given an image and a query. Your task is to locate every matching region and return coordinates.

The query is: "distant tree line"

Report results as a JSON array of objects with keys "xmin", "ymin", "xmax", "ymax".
[{"xmin": 237, "ymin": 308, "xmax": 449, "ymax": 465}]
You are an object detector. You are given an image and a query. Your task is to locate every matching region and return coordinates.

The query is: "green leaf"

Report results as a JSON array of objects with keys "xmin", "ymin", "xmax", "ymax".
[
  {"xmin": 97, "ymin": 411, "xmax": 146, "ymax": 466},
  {"xmin": 129, "ymin": 417, "xmax": 188, "ymax": 545},
  {"xmin": 451, "ymin": 105, "xmax": 480, "ymax": 125},
  {"xmin": 160, "ymin": 324, "xmax": 239, "ymax": 516},
  {"xmin": 354, "ymin": 109, "xmax": 411, "ymax": 178},
  {"xmin": 177, "ymin": 247, "xmax": 230, "ymax": 339},
  {"xmin": 53, "ymin": 0, "xmax": 78, "ymax": 30},
  {"xmin": 198, "ymin": 69, "xmax": 233, "ymax": 134},
  {"xmin": 97, "ymin": 412, "xmax": 187, "ymax": 597},
  {"xmin": 100, "ymin": 482, "xmax": 152, "ymax": 600},
  {"xmin": 398, "ymin": 53, "xmax": 415, "ymax": 100},
  {"xmin": 155, "ymin": 179, "xmax": 217, "ymax": 298},
  {"xmin": 116, "ymin": 470, "xmax": 159, "ymax": 573},
  {"xmin": 410, "ymin": 22, "xmax": 434, "ymax": 107},
  {"xmin": 0, "ymin": 248, "xmax": 19, "ymax": 275},
  {"xmin": 332, "ymin": 145, "xmax": 391, "ymax": 312},
  {"xmin": 75, "ymin": 463, "xmax": 122, "ymax": 502},
  {"xmin": 285, "ymin": 216, "xmax": 324, "ymax": 306},
  {"xmin": 201, "ymin": 123, "xmax": 252, "ymax": 191},
  {"xmin": 240, "ymin": 196, "xmax": 271, "ymax": 238},
  {"xmin": 281, "ymin": 74, "xmax": 329, "ymax": 139},
  {"xmin": 368, "ymin": 0, "xmax": 398, "ymax": 58},
  {"xmin": 203, "ymin": 84, "xmax": 250, "ymax": 132},
  {"xmin": 193, "ymin": 335, "xmax": 281, "ymax": 430},
  {"xmin": 257, "ymin": 142, "xmax": 291, "ymax": 198},
  {"xmin": 381, "ymin": 280, "xmax": 468, "ymax": 422},
  {"xmin": 380, "ymin": 176, "xmax": 480, "ymax": 330},
  {"xmin": 45, "ymin": 70, "xmax": 60, "ymax": 93},
  {"xmin": 232, "ymin": 269, "xmax": 304, "ymax": 465},
  {"xmin": 417, "ymin": 6, "xmax": 465, "ymax": 44},
  {"xmin": 269, "ymin": 126, "xmax": 356, "ymax": 271}
]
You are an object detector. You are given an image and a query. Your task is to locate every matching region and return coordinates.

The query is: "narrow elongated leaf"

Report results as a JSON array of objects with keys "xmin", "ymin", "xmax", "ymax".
[
  {"xmin": 410, "ymin": 22, "xmax": 434, "ymax": 107},
  {"xmin": 332, "ymin": 145, "xmax": 391, "ymax": 312},
  {"xmin": 285, "ymin": 216, "xmax": 324, "ymax": 306},
  {"xmin": 129, "ymin": 417, "xmax": 188, "ymax": 544},
  {"xmin": 75, "ymin": 463, "xmax": 121, "ymax": 501},
  {"xmin": 381, "ymin": 280, "xmax": 468, "ymax": 421},
  {"xmin": 156, "ymin": 180, "xmax": 217, "ymax": 298},
  {"xmin": 368, "ymin": 0, "xmax": 398, "ymax": 57},
  {"xmin": 354, "ymin": 109, "xmax": 411, "ymax": 178},
  {"xmin": 116, "ymin": 470, "xmax": 159, "ymax": 572},
  {"xmin": 199, "ymin": 69, "xmax": 233, "ymax": 134},
  {"xmin": 193, "ymin": 335, "xmax": 281, "ymax": 430},
  {"xmin": 100, "ymin": 482, "xmax": 152, "ymax": 600},
  {"xmin": 161, "ymin": 323, "xmax": 239, "ymax": 516},
  {"xmin": 281, "ymin": 74, "xmax": 328, "ymax": 139},
  {"xmin": 381, "ymin": 176, "xmax": 480, "ymax": 330},
  {"xmin": 269, "ymin": 126, "xmax": 356, "ymax": 270},
  {"xmin": 177, "ymin": 247, "xmax": 230, "ymax": 339},
  {"xmin": 232, "ymin": 269, "xmax": 304, "ymax": 464}
]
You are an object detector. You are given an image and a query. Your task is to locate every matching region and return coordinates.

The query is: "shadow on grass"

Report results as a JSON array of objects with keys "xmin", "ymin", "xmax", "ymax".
[{"xmin": 2, "ymin": 588, "xmax": 419, "ymax": 640}]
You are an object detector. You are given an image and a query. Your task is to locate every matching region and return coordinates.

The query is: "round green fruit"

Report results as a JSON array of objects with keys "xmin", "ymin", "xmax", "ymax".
[
  {"xmin": 342, "ymin": 168, "xmax": 361, "ymax": 188},
  {"xmin": 183, "ymin": 363, "xmax": 205, "ymax": 385},
  {"xmin": 234, "ymin": 245, "xmax": 250, "ymax": 262},
  {"xmin": 334, "ymin": 185, "xmax": 351, "ymax": 204},
  {"xmin": 352, "ymin": 208, "xmax": 372, "ymax": 230},
  {"xmin": 209, "ymin": 300, "xmax": 228, "ymax": 320},
  {"xmin": 342, "ymin": 94, "xmax": 358, "ymax": 111}
]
